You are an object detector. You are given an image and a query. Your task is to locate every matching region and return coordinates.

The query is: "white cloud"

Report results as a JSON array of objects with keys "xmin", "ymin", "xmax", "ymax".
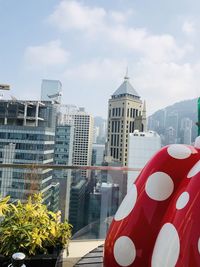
[
  {"xmin": 48, "ymin": 1, "xmax": 191, "ymax": 63},
  {"xmin": 182, "ymin": 20, "xmax": 196, "ymax": 35},
  {"xmin": 48, "ymin": 1, "xmax": 106, "ymax": 32},
  {"xmin": 106, "ymin": 26, "xmax": 190, "ymax": 62},
  {"xmin": 41, "ymin": 1, "xmax": 198, "ymax": 117},
  {"xmin": 109, "ymin": 10, "xmax": 133, "ymax": 24},
  {"xmin": 24, "ymin": 40, "xmax": 69, "ymax": 69}
]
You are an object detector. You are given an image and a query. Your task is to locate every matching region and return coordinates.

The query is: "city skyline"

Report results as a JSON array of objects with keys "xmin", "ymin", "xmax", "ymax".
[{"xmin": 0, "ymin": 0, "xmax": 199, "ymax": 119}]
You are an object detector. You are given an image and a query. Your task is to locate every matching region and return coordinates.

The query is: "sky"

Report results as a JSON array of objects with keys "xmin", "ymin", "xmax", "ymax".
[{"xmin": 0, "ymin": 0, "xmax": 199, "ymax": 119}]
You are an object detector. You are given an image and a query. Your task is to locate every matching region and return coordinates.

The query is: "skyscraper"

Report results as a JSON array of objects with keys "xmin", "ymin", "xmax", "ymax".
[
  {"xmin": 107, "ymin": 73, "xmax": 146, "ymax": 166},
  {"xmin": 41, "ymin": 79, "xmax": 62, "ymax": 104},
  {"xmin": 0, "ymin": 100, "xmax": 57, "ymax": 208},
  {"xmin": 92, "ymin": 143, "xmax": 105, "ymax": 166},
  {"xmin": 165, "ymin": 111, "xmax": 179, "ymax": 144},
  {"xmin": 165, "ymin": 126, "xmax": 176, "ymax": 144},
  {"xmin": 180, "ymin": 117, "xmax": 193, "ymax": 145},
  {"xmin": 54, "ymin": 124, "xmax": 74, "ymax": 220},
  {"xmin": 69, "ymin": 179, "xmax": 87, "ymax": 234}
]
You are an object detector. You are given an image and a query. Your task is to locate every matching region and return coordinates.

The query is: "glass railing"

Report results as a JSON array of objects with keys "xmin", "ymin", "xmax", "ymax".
[{"xmin": 0, "ymin": 163, "xmax": 140, "ymax": 239}]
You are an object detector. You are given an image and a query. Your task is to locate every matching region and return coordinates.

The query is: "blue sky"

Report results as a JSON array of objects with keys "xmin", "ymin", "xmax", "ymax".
[{"xmin": 0, "ymin": 0, "xmax": 199, "ymax": 118}]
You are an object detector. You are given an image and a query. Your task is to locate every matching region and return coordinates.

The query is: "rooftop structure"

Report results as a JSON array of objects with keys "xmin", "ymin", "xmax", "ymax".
[{"xmin": 112, "ymin": 74, "xmax": 140, "ymax": 99}]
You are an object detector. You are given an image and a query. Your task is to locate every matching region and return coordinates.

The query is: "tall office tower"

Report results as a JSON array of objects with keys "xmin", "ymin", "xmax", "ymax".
[
  {"xmin": 91, "ymin": 144, "xmax": 105, "ymax": 166},
  {"xmin": 0, "ymin": 100, "xmax": 57, "ymax": 208},
  {"xmin": 148, "ymin": 109, "xmax": 166, "ymax": 135},
  {"xmin": 54, "ymin": 124, "xmax": 74, "ymax": 220},
  {"xmin": 93, "ymin": 126, "xmax": 100, "ymax": 144},
  {"xmin": 165, "ymin": 126, "xmax": 176, "ymax": 144},
  {"xmin": 69, "ymin": 108, "xmax": 94, "ymax": 178},
  {"xmin": 180, "ymin": 117, "xmax": 193, "ymax": 145},
  {"xmin": 128, "ymin": 130, "xmax": 161, "ymax": 191},
  {"xmin": 94, "ymin": 117, "xmax": 107, "ymax": 144},
  {"xmin": 107, "ymin": 74, "xmax": 146, "ymax": 166},
  {"xmin": 87, "ymin": 182, "xmax": 119, "ymax": 239},
  {"xmin": 165, "ymin": 111, "xmax": 179, "ymax": 143},
  {"xmin": 69, "ymin": 179, "xmax": 87, "ymax": 234},
  {"xmin": 41, "ymin": 79, "xmax": 62, "ymax": 104}
]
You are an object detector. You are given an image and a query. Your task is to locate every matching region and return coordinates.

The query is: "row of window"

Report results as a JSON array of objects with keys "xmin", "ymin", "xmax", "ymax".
[
  {"xmin": 14, "ymin": 152, "xmax": 54, "ymax": 161},
  {"xmin": 110, "ymin": 147, "xmax": 119, "ymax": 159},
  {"xmin": 111, "ymin": 120, "xmax": 120, "ymax": 133},
  {"xmin": 109, "ymin": 107, "xmax": 140, "ymax": 118},
  {"xmin": 0, "ymin": 132, "xmax": 54, "ymax": 141},
  {"xmin": 111, "ymin": 134, "xmax": 120, "ymax": 146}
]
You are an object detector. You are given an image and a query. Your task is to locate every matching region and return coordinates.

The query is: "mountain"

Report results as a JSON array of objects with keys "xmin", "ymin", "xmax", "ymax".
[{"xmin": 148, "ymin": 98, "xmax": 198, "ymax": 144}]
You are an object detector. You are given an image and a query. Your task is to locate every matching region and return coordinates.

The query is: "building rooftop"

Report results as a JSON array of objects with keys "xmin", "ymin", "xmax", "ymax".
[
  {"xmin": 130, "ymin": 130, "xmax": 160, "ymax": 138},
  {"xmin": 112, "ymin": 75, "xmax": 140, "ymax": 99}
]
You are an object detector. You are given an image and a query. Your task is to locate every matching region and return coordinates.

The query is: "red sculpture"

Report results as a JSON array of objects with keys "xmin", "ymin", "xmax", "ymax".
[{"xmin": 104, "ymin": 137, "xmax": 200, "ymax": 267}]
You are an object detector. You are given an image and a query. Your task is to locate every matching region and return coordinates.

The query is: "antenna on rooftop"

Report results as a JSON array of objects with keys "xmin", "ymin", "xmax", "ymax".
[{"xmin": 124, "ymin": 66, "xmax": 129, "ymax": 81}]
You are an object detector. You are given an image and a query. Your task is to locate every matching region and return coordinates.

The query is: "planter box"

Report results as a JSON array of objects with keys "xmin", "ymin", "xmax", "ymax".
[
  {"xmin": 25, "ymin": 253, "xmax": 58, "ymax": 267},
  {"xmin": 0, "ymin": 255, "xmax": 9, "ymax": 267},
  {"xmin": 0, "ymin": 249, "xmax": 62, "ymax": 267}
]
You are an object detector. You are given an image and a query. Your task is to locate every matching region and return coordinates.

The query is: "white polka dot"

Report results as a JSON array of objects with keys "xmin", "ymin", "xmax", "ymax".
[
  {"xmin": 114, "ymin": 236, "xmax": 136, "ymax": 266},
  {"xmin": 152, "ymin": 223, "xmax": 180, "ymax": 267},
  {"xmin": 176, "ymin": 192, "xmax": 190, "ymax": 210},
  {"xmin": 195, "ymin": 136, "xmax": 200, "ymax": 148},
  {"xmin": 167, "ymin": 144, "xmax": 192, "ymax": 159},
  {"xmin": 115, "ymin": 184, "xmax": 137, "ymax": 221},
  {"xmin": 187, "ymin": 160, "xmax": 200, "ymax": 178},
  {"xmin": 198, "ymin": 238, "xmax": 200, "ymax": 254},
  {"xmin": 145, "ymin": 172, "xmax": 174, "ymax": 201}
]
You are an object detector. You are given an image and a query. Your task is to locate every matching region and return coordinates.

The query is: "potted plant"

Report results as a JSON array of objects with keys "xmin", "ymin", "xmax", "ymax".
[{"xmin": 0, "ymin": 193, "xmax": 72, "ymax": 267}]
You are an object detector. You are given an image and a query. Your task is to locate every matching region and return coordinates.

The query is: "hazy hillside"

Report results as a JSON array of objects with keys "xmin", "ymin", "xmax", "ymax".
[{"xmin": 148, "ymin": 98, "xmax": 198, "ymax": 143}]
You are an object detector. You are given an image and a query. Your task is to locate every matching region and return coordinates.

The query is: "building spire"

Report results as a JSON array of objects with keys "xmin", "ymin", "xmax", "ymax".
[
  {"xmin": 142, "ymin": 100, "xmax": 146, "ymax": 114},
  {"xmin": 124, "ymin": 66, "xmax": 129, "ymax": 81}
]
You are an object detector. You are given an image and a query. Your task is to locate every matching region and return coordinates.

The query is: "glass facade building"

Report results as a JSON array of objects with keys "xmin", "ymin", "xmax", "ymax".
[
  {"xmin": 54, "ymin": 124, "xmax": 74, "ymax": 220},
  {"xmin": 0, "ymin": 100, "xmax": 57, "ymax": 208}
]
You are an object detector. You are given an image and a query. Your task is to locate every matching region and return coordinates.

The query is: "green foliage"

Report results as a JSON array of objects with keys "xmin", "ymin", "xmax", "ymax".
[{"xmin": 0, "ymin": 193, "xmax": 72, "ymax": 256}]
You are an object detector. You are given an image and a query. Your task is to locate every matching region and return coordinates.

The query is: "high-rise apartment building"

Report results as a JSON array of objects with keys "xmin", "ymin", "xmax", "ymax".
[
  {"xmin": 0, "ymin": 100, "xmax": 57, "ymax": 208},
  {"xmin": 107, "ymin": 74, "xmax": 146, "ymax": 166},
  {"xmin": 69, "ymin": 108, "xmax": 94, "ymax": 178}
]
